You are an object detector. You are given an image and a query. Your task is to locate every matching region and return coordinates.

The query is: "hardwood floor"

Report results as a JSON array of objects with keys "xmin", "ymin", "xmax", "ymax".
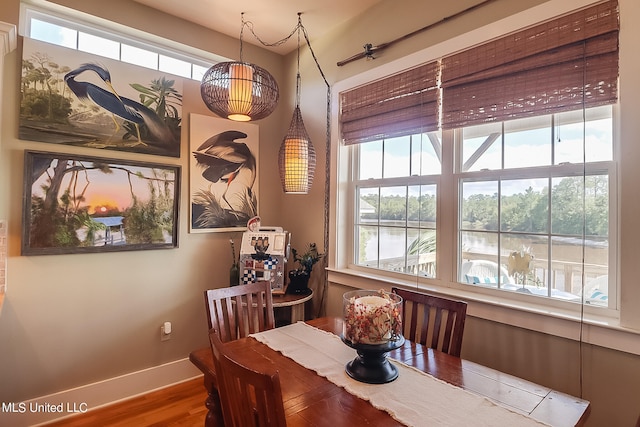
[{"xmin": 44, "ymin": 378, "xmax": 208, "ymax": 426}]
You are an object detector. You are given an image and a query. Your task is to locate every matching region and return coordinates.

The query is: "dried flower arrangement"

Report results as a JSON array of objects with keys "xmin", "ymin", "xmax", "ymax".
[{"xmin": 343, "ymin": 290, "xmax": 403, "ymax": 345}]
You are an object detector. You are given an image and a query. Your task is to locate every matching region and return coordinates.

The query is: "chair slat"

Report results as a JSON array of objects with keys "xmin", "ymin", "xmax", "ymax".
[
  {"xmin": 431, "ymin": 308, "xmax": 444, "ymax": 350},
  {"xmin": 441, "ymin": 311, "xmax": 456, "ymax": 354}
]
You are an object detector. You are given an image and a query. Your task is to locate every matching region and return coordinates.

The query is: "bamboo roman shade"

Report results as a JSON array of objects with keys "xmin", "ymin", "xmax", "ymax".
[
  {"xmin": 339, "ymin": 0, "xmax": 619, "ymax": 143},
  {"xmin": 440, "ymin": 0, "xmax": 619, "ymax": 129},
  {"xmin": 340, "ymin": 61, "xmax": 439, "ymax": 145}
]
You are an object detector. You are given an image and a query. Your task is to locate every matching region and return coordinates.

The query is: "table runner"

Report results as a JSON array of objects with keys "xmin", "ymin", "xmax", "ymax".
[{"xmin": 251, "ymin": 322, "xmax": 549, "ymax": 427}]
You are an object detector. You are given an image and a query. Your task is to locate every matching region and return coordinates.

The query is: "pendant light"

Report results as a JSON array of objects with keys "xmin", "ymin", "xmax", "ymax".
[
  {"xmin": 200, "ymin": 14, "xmax": 279, "ymax": 121},
  {"xmin": 278, "ymin": 16, "xmax": 316, "ymax": 194}
]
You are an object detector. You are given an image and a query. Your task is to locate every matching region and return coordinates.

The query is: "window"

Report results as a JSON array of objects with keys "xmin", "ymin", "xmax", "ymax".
[
  {"xmin": 337, "ymin": 0, "xmax": 618, "ymax": 311},
  {"xmin": 23, "ymin": 7, "xmax": 218, "ymax": 80},
  {"xmin": 458, "ymin": 106, "xmax": 613, "ymax": 307},
  {"xmin": 354, "ymin": 133, "xmax": 440, "ymax": 277},
  {"xmin": 350, "ymin": 106, "xmax": 615, "ymax": 308}
]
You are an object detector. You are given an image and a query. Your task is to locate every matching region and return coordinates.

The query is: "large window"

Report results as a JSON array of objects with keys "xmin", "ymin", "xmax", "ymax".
[
  {"xmin": 339, "ymin": 0, "xmax": 618, "ymax": 311},
  {"xmin": 349, "ymin": 105, "xmax": 615, "ymax": 308}
]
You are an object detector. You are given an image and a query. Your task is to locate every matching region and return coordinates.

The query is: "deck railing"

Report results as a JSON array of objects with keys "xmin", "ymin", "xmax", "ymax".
[{"xmin": 378, "ymin": 251, "xmax": 608, "ymax": 303}]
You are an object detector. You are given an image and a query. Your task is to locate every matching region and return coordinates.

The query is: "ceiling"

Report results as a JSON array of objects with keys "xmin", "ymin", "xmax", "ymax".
[{"xmin": 132, "ymin": 0, "xmax": 384, "ymax": 55}]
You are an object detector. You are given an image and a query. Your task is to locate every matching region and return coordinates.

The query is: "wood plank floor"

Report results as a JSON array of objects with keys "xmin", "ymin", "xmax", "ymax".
[{"xmin": 44, "ymin": 378, "xmax": 208, "ymax": 426}]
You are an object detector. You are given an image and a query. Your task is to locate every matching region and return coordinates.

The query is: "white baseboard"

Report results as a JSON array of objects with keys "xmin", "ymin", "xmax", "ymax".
[{"xmin": 0, "ymin": 358, "xmax": 203, "ymax": 427}]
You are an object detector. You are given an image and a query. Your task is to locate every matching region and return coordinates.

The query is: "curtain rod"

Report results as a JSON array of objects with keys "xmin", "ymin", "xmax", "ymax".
[{"xmin": 337, "ymin": 0, "xmax": 498, "ymax": 66}]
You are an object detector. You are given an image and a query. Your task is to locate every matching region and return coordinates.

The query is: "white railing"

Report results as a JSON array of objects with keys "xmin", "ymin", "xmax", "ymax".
[
  {"xmin": 377, "ymin": 251, "xmax": 608, "ymax": 304},
  {"xmin": 383, "ymin": 253, "xmax": 436, "ymax": 277}
]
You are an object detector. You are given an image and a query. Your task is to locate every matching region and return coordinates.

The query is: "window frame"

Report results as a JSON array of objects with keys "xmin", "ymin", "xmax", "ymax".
[
  {"xmin": 350, "ymin": 134, "xmax": 441, "ymax": 276},
  {"xmin": 20, "ymin": 4, "xmax": 226, "ymax": 80},
  {"xmin": 453, "ymin": 118, "xmax": 617, "ymax": 314},
  {"xmin": 340, "ymin": 114, "xmax": 618, "ymax": 317}
]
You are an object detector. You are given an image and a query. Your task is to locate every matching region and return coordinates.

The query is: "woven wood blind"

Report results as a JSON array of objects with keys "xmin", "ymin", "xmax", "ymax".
[
  {"xmin": 440, "ymin": 0, "xmax": 619, "ymax": 129},
  {"xmin": 340, "ymin": 61, "xmax": 439, "ymax": 145}
]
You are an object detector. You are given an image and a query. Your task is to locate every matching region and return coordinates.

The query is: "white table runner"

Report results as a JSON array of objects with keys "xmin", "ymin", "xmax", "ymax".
[{"xmin": 251, "ymin": 322, "xmax": 550, "ymax": 427}]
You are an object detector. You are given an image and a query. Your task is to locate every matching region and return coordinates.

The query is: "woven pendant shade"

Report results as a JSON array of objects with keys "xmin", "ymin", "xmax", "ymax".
[
  {"xmin": 278, "ymin": 106, "xmax": 316, "ymax": 194},
  {"xmin": 201, "ymin": 61, "xmax": 279, "ymax": 121}
]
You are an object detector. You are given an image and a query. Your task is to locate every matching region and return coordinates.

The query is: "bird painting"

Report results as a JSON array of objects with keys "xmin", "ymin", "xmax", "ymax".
[
  {"xmin": 64, "ymin": 63, "xmax": 177, "ymax": 151},
  {"xmin": 192, "ymin": 130, "xmax": 258, "ymax": 226}
]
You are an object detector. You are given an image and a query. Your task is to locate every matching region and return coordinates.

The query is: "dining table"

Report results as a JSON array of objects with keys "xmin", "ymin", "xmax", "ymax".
[{"xmin": 189, "ymin": 317, "xmax": 590, "ymax": 426}]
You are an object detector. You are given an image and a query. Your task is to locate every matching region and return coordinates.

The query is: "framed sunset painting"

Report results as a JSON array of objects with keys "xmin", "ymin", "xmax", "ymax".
[{"xmin": 22, "ymin": 150, "xmax": 180, "ymax": 255}]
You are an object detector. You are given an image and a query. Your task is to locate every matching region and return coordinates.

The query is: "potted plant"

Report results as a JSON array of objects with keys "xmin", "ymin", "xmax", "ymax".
[{"xmin": 287, "ymin": 243, "xmax": 323, "ymax": 294}]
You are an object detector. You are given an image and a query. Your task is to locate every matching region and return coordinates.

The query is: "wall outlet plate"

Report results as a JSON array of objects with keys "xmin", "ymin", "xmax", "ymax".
[{"xmin": 160, "ymin": 325, "xmax": 171, "ymax": 341}]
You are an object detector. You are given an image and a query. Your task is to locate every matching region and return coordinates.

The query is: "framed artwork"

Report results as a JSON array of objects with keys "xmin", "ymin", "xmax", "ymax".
[
  {"xmin": 189, "ymin": 113, "xmax": 259, "ymax": 233},
  {"xmin": 22, "ymin": 150, "xmax": 180, "ymax": 255},
  {"xmin": 19, "ymin": 38, "xmax": 183, "ymax": 158}
]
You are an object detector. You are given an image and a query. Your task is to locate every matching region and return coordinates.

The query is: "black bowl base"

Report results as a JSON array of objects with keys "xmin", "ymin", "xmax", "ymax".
[{"xmin": 345, "ymin": 355, "xmax": 399, "ymax": 384}]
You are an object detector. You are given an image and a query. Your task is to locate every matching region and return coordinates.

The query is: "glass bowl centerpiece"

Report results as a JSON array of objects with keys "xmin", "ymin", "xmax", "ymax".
[{"xmin": 341, "ymin": 289, "xmax": 404, "ymax": 384}]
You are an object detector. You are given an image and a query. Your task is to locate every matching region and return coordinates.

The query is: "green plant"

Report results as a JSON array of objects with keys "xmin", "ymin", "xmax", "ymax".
[{"xmin": 290, "ymin": 243, "xmax": 324, "ymax": 275}]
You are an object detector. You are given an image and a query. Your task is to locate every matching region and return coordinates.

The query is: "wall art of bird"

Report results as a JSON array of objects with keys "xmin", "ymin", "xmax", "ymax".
[
  {"xmin": 64, "ymin": 63, "xmax": 176, "ymax": 148},
  {"xmin": 193, "ymin": 130, "xmax": 257, "ymax": 220}
]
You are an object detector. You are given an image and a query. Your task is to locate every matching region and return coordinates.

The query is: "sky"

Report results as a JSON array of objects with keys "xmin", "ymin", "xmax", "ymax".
[
  {"xmin": 359, "ymin": 108, "xmax": 613, "ymax": 197},
  {"xmin": 30, "ymin": 159, "xmax": 175, "ymax": 215},
  {"xmin": 29, "ymin": 18, "xmax": 207, "ymax": 80}
]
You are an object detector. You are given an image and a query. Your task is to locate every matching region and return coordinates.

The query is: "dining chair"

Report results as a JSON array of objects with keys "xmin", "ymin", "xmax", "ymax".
[
  {"xmin": 205, "ymin": 282, "xmax": 275, "ymax": 343},
  {"xmin": 209, "ymin": 328, "xmax": 287, "ymax": 427},
  {"xmin": 391, "ymin": 287, "xmax": 467, "ymax": 357}
]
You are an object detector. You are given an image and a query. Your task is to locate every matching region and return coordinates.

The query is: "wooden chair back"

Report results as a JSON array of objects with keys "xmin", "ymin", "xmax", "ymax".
[
  {"xmin": 205, "ymin": 282, "xmax": 275, "ymax": 342},
  {"xmin": 209, "ymin": 328, "xmax": 287, "ymax": 427},
  {"xmin": 392, "ymin": 287, "xmax": 467, "ymax": 357}
]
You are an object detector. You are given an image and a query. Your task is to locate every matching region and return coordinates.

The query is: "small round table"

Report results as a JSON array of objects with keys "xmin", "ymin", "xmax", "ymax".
[{"xmin": 272, "ymin": 290, "xmax": 313, "ymax": 324}]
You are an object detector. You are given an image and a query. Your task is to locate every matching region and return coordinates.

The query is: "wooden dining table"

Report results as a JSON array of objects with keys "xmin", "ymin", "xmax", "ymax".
[{"xmin": 189, "ymin": 317, "xmax": 590, "ymax": 426}]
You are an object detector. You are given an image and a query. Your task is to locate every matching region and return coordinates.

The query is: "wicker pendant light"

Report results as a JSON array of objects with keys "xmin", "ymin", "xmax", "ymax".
[
  {"xmin": 279, "ymin": 105, "xmax": 316, "ymax": 193},
  {"xmin": 278, "ymin": 21, "xmax": 316, "ymax": 194},
  {"xmin": 200, "ymin": 14, "xmax": 279, "ymax": 121}
]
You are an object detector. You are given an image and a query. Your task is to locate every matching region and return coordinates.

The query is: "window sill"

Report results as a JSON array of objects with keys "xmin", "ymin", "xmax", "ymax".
[{"xmin": 327, "ymin": 267, "xmax": 640, "ymax": 356}]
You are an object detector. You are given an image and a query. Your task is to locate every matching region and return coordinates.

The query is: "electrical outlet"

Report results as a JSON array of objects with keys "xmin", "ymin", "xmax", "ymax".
[{"xmin": 160, "ymin": 324, "xmax": 171, "ymax": 341}]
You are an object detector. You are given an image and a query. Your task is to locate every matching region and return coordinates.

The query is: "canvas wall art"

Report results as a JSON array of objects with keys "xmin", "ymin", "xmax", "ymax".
[
  {"xmin": 189, "ymin": 113, "xmax": 259, "ymax": 232},
  {"xmin": 20, "ymin": 38, "xmax": 183, "ymax": 157},
  {"xmin": 22, "ymin": 150, "xmax": 180, "ymax": 255}
]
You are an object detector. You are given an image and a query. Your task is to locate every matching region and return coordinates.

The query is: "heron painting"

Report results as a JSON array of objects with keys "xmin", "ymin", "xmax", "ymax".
[
  {"xmin": 19, "ymin": 38, "xmax": 182, "ymax": 157},
  {"xmin": 189, "ymin": 114, "xmax": 259, "ymax": 232}
]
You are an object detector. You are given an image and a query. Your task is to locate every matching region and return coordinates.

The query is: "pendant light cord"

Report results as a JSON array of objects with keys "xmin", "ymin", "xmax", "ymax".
[
  {"xmin": 295, "ymin": 19, "xmax": 301, "ymax": 108},
  {"xmin": 243, "ymin": 13, "xmax": 332, "ymax": 317},
  {"xmin": 239, "ymin": 13, "xmax": 245, "ymax": 62}
]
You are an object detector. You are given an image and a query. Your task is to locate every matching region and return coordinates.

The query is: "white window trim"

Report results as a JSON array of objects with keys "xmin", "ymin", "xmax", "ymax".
[
  {"xmin": 328, "ymin": 0, "xmax": 640, "ymax": 355},
  {"xmin": 19, "ymin": 1, "xmax": 229, "ymax": 77}
]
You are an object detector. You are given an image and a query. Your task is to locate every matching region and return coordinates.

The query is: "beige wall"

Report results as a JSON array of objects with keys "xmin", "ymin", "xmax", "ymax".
[
  {"xmin": 1, "ymin": 0, "xmax": 640, "ymax": 426},
  {"xmin": 0, "ymin": 0, "xmax": 288, "ymax": 405}
]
